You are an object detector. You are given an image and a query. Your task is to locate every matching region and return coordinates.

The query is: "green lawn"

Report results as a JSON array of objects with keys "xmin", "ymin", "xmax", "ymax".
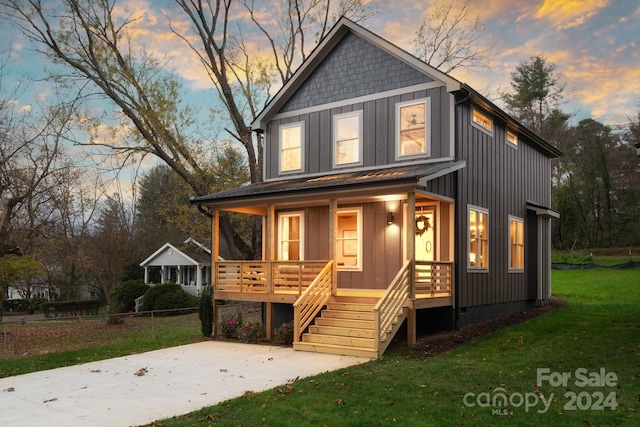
[{"xmin": 153, "ymin": 269, "xmax": 639, "ymax": 426}]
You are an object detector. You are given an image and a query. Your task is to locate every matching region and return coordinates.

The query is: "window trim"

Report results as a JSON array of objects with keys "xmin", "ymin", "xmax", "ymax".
[
  {"xmin": 467, "ymin": 205, "xmax": 489, "ymax": 272},
  {"xmin": 336, "ymin": 207, "xmax": 362, "ymax": 271},
  {"xmin": 279, "ymin": 121, "xmax": 304, "ymax": 174},
  {"xmin": 506, "ymin": 129, "xmax": 519, "ymax": 148},
  {"xmin": 333, "ymin": 111, "xmax": 363, "ymax": 168},
  {"xmin": 508, "ymin": 216, "xmax": 524, "ymax": 272},
  {"xmin": 277, "ymin": 211, "xmax": 304, "ymax": 261},
  {"xmin": 471, "ymin": 108, "xmax": 493, "ymax": 136},
  {"xmin": 395, "ymin": 98, "xmax": 431, "ymax": 159}
]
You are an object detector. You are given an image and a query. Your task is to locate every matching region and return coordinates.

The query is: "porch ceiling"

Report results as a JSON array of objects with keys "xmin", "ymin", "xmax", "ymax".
[{"xmin": 192, "ymin": 160, "xmax": 465, "ymax": 211}]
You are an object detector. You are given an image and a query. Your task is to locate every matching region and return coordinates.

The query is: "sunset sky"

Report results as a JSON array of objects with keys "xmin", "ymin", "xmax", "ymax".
[{"xmin": 1, "ymin": 0, "xmax": 638, "ymax": 147}]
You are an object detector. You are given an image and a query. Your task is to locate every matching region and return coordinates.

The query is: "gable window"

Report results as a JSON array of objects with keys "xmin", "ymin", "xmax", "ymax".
[
  {"xmin": 506, "ymin": 130, "xmax": 519, "ymax": 147},
  {"xmin": 472, "ymin": 108, "xmax": 493, "ymax": 134},
  {"xmin": 280, "ymin": 122, "xmax": 303, "ymax": 173},
  {"xmin": 278, "ymin": 212, "xmax": 303, "ymax": 261},
  {"xmin": 397, "ymin": 99, "xmax": 431, "ymax": 158},
  {"xmin": 509, "ymin": 216, "xmax": 524, "ymax": 271},
  {"xmin": 334, "ymin": 111, "xmax": 362, "ymax": 166},
  {"xmin": 468, "ymin": 205, "xmax": 489, "ymax": 270},
  {"xmin": 336, "ymin": 208, "xmax": 362, "ymax": 270}
]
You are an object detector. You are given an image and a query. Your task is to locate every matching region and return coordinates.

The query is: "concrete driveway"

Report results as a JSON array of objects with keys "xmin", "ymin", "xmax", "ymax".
[{"xmin": 0, "ymin": 341, "xmax": 368, "ymax": 426}]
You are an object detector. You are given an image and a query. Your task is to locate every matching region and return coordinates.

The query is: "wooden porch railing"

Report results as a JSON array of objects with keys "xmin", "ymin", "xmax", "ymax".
[
  {"xmin": 292, "ymin": 260, "xmax": 335, "ymax": 343},
  {"xmin": 415, "ymin": 261, "xmax": 453, "ymax": 297},
  {"xmin": 373, "ymin": 260, "xmax": 412, "ymax": 356},
  {"xmin": 215, "ymin": 261, "xmax": 328, "ymax": 295}
]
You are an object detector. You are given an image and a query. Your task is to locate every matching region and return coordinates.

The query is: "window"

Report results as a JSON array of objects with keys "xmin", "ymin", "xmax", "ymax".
[
  {"xmin": 278, "ymin": 212, "xmax": 303, "ymax": 261},
  {"xmin": 468, "ymin": 206, "xmax": 488, "ymax": 270},
  {"xmin": 509, "ymin": 216, "xmax": 524, "ymax": 271},
  {"xmin": 336, "ymin": 208, "xmax": 361, "ymax": 270},
  {"xmin": 397, "ymin": 99, "xmax": 430, "ymax": 157},
  {"xmin": 472, "ymin": 108, "xmax": 493, "ymax": 134},
  {"xmin": 280, "ymin": 123, "xmax": 303, "ymax": 173},
  {"xmin": 334, "ymin": 112, "xmax": 362, "ymax": 166},
  {"xmin": 506, "ymin": 130, "xmax": 519, "ymax": 147}
]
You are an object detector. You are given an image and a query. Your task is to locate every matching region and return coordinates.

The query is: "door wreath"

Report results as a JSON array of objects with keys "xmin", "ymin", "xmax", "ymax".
[{"xmin": 415, "ymin": 214, "xmax": 430, "ymax": 236}]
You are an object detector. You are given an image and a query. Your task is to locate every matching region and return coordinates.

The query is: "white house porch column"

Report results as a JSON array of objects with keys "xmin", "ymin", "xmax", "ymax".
[
  {"xmin": 196, "ymin": 265, "xmax": 203, "ymax": 295},
  {"xmin": 144, "ymin": 266, "xmax": 149, "ymax": 284}
]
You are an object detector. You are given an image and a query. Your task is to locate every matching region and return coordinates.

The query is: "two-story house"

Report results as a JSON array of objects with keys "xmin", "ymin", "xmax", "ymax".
[{"xmin": 191, "ymin": 18, "xmax": 561, "ymax": 358}]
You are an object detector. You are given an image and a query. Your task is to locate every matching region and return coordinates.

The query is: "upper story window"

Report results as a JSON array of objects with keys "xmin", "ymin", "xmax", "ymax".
[
  {"xmin": 509, "ymin": 216, "xmax": 524, "ymax": 271},
  {"xmin": 280, "ymin": 122, "xmax": 303, "ymax": 173},
  {"xmin": 468, "ymin": 205, "xmax": 489, "ymax": 271},
  {"xmin": 278, "ymin": 212, "xmax": 303, "ymax": 261},
  {"xmin": 333, "ymin": 111, "xmax": 362, "ymax": 167},
  {"xmin": 506, "ymin": 129, "xmax": 519, "ymax": 148},
  {"xmin": 336, "ymin": 207, "xmax": 362, "ymax": 271},
  {"xmin": 397, "ymin": 98, "xmax": 431, "ymax": 158},
  {"xmin": 472, "ymin": 108, "xmax": 493, "ymax": 135}
]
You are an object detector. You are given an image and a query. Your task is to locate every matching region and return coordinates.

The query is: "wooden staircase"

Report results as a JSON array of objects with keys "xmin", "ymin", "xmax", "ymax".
[{"xmin": 293, "ymin": 297, "xmax": 407, "ymax": 358}]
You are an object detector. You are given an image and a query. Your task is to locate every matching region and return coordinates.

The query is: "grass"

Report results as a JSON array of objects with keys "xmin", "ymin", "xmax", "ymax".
[
  {"xmin": 152, "ymin": 269, "xmax": 639, "ymax": 426},
  {"xmin": 0, "ymin": 302, "xmax": 261, "ymax": 378},
  {"xmin": 552, "ymin": 248, "xmax": 639, "ymax": 266},
  {"xmin": 0, "ymin": 312, "xmax": 205, "ymax": 377}
]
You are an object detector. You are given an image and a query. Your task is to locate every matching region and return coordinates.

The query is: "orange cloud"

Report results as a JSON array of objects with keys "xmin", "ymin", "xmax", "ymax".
[{"xmin": 534, "ymin": 0, "xmax": 608, "ymax": 29}]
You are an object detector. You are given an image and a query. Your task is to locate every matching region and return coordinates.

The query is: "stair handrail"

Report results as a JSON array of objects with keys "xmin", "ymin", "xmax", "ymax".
[
  {"xmin": 293, "ymin": 260, "xmax": 335, "ymax": 343},
  {"xmin": 373, "ymin": 260, "xmax": 412, "ymax": 354}
]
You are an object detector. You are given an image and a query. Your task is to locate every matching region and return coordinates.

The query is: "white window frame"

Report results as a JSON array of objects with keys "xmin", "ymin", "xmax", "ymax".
[
  {"xmin": 336, "ymin": 207, "xmax": 362, "ymax": 271},
  {"xmin": 333, "ymin": 111, "xmax": 363, "ymax": 168},
  {"xmin": 279, "ymin": 122, "xmax": 304, "ymax": 174},
  {"xmin": 508, "ymin": 216, "xmax": 524, "ymax": 272},
  {"xmin": 471, "ymin": 108, "xmax": 493, "ymax": 136},
  {"xmin": 396, "ymin": 98, "xmax": 431, "ymax": 159},
  {"xmin": 506, "ymin": 129, "xmax": 519, "ymax": 148},
  {"xmin": 467, "ymin": 205, "xmax": 489, "ymax": 272},
  {"xmin": 278, "ymin": 211, "xmax": 304, "ymax": 261}
]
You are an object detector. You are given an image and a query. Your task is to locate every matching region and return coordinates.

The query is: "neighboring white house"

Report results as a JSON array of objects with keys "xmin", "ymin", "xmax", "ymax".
[{"xmin": 140, "ymin": 238, "xmax": 214, "ymax": 297}]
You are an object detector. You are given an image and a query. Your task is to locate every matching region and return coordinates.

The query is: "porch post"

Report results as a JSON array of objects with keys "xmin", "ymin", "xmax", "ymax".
[
  {"xmin": 329, "ymin": 199, "xmax": 337, "ymax": 295},
  {"xmin": 212, "ymin": 209, "xmax": 220, "ymax": 336},
  {"xmin": 266, "ymin": 204, "xmax": 275, "ymax": 338},
  {"xmin": 144, "ymin": 267, "xmax": 149, "ymax": 284},
  {"xmin": 407, "ymin": 192, "xmax": 417, "ymax": 347}
]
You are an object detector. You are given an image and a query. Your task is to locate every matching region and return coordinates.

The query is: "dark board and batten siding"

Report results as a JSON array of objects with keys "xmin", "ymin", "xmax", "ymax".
[
  {"xmin": 279, "ymin": 202, "xmax": 403, "ymax": 290},
  {"xmin": 455, "ymin": 101, "xmax": 552, "ymax": 309},
  {"xmin": 265, "ymin": 86, "xmax": 452, "ymax": 180}
]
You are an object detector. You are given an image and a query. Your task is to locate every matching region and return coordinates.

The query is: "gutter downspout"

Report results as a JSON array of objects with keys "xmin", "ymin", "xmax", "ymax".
[{"xmin": 453, "ymin": 89, "xmax": 470, "ymax": 330}]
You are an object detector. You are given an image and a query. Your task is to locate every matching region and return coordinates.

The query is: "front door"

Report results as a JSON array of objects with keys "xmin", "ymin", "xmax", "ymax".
[{"xmin": 415, "ymin": 207, "xmax": 436, "ymax": 262}]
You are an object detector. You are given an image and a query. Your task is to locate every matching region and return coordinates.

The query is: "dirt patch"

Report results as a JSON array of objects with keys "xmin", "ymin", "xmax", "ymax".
[{"xmin": 401, "ymin": 298, "xmax": 567, "ymax": 359}]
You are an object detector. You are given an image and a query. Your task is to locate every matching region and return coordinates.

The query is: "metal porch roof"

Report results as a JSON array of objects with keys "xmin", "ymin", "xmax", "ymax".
[{"xmin": 191, "ymin": 160, "xmax": 465, "ymax": 207}]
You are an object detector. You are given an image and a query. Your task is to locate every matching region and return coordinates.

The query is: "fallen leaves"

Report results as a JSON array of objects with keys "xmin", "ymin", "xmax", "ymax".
[
  {"xmin": 134, "ymin": 367, "xmax": 148, "ymax": 377},
  {"xmin": 3, "ymin": 387, "xmax": 15, "ymax": 392}
]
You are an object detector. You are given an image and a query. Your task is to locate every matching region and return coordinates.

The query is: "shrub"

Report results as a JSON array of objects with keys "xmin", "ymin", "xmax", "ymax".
[
  {"xmin": 111, "ymin": 279, "xmax": 150, "ymax": 313},
  {"xmin": 198, "ymin": 284, "xmax": 214, "ymax": 337},
  {"xmin": 41, "ymin": 300, "xmax": 101, "ymax": 318},
  {"xmin": 2, "ymin": 299, "xmax": 29, "ymax": 313},
  {"xmin": 238, "ymin": 321, "xmax": 266, "ymax": 344},
  {"xmin": 140, "ymin": 282, "xmax": 198, "ymax": 315},
  {"xmin": 220, "ymin": 313, "xmax": 242, "ymax": 339},
  {"xmin": 273, "ymin": 322, "xmax": 294, "ymax": 346}
]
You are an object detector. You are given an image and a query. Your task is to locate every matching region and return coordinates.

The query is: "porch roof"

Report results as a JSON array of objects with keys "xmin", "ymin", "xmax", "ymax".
[{"xmin": 192, "ymin": 160, "xmax": 465, "ymax": 208}]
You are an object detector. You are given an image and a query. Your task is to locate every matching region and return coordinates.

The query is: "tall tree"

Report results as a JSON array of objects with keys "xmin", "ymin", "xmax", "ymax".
[
  {"xmin": 83, "ymin": 193, "xmax": 136, "ymax": 303},
  {"xmin": 413, "ymin": 0, "xmax": 493, "ymax": 73},
  {"xmin": 502, "ymin": 54, "xmax": 565, "ymax": 134},
  {"xmin": 0, "ymin": 0, "xmax": 379, "ymax": 259}
]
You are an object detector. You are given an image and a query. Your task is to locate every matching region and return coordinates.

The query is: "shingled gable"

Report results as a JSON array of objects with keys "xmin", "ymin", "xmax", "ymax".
[{"xmin": 250, "ymin": 17, "xmax": 461, "ymax": 132}]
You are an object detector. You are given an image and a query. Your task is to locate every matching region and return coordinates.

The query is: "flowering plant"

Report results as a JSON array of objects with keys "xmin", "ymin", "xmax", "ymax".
[
  {"xmin": 273, "ymin": 322, "xmax": 294, "ymax": 345},
  {"xmin": 238, "ymin": 321, "xmax": 266, "ymax": 343},
  {"xmin": 220, "ymin": 313, "xmax": 242, "ymax": 339}
]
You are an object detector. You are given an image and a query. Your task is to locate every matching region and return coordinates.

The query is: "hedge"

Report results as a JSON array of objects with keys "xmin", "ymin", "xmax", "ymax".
[{"xmin": 41, "ymin": 300, "xmax": 101, "ymax": 318}]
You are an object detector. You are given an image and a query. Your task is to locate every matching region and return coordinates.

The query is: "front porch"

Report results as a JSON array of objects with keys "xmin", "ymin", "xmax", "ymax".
[{"xmin": 212, "ymin": 258, "xmax": 453, "ymax": 358}]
